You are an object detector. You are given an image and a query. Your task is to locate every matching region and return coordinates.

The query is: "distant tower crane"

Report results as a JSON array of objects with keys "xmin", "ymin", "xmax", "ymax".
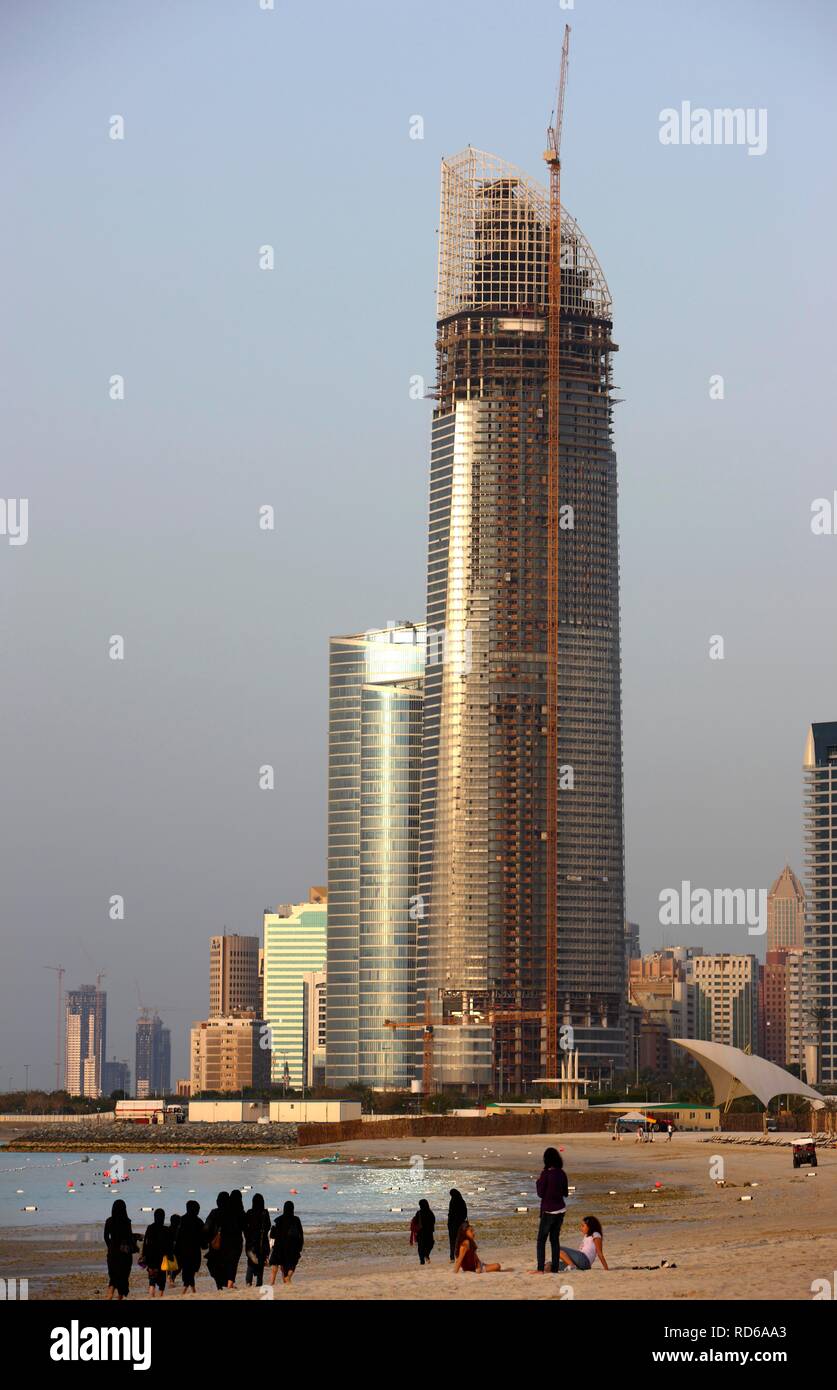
[{"xmin": 543, "ymin": 23, "xmax": 570, "ymax": 1080}]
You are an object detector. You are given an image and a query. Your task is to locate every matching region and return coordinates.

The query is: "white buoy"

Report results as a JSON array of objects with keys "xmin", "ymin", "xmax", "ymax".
[
  {"xmin": 23, "ymin": 1205, "xmax": 37, "ymax": 1212},
  {"xmin": 516, "ymin": 1206, "xmax": 528, "ymax": 1213},
  {"xmin": 390, "ymin": 1207, "xmax": 402, "ymax": 1213},
  {"xmin": 740, "ymin": 1195, "xmax": 753, "ymax": 1202},
  {"xmin": 633, "ymin": 1202, "xmax": 646, "ymax": 1209}
]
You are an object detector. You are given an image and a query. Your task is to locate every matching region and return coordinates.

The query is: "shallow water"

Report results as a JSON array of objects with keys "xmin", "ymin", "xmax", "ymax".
[{"xmin": 0, "ymin": 1151, "xmax": 538, "ymax": 1230}]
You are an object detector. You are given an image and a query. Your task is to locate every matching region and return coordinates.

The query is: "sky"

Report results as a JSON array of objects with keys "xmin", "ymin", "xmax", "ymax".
[{"xmin": 1, "ymin": 0, "xmax": 835, "ymax": 1088}]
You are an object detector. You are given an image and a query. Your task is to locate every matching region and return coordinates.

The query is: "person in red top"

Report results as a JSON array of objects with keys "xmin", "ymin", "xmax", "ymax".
[
  {"xmin": 453, "ymin": 1223, "xmax": 502, "ymax": 1274},
  {"xmin": 532, "ymin": 1146, "xmax": 569, "ymax": 1273}
]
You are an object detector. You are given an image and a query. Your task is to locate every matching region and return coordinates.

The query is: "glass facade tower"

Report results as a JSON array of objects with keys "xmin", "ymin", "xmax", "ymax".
[{"xmin": 326, "ymin": 623, "xmax": 425, "ymax": 1088}]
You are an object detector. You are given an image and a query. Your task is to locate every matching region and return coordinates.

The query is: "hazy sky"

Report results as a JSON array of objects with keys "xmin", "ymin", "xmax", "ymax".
[{"xmin": 2, "ymin": 0, "xmax": 835, "ymax": 1087}]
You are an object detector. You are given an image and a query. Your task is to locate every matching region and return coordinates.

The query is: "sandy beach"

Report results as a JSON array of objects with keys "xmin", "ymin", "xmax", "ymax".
[{"xmin": 2, "ymin": 1131, "xmax": 833, "ymax": 1301}]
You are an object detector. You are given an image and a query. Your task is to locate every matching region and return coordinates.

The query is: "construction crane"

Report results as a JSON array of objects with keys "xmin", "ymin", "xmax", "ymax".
[
  {"xmin": 44, "ymin": 964, "xmax": 65, "ymax": 1092},
  {"xmin": 543, "ymin": 23, "xmax": 570, "ymax": 1081},
  {"xmin": 384, "ymin": 997, "xmax": 434, "ymax": 1096}
]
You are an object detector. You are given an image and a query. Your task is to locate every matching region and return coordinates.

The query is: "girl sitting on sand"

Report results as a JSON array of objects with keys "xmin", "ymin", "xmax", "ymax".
[
  {"xmin": 453, "ymin": 1223, "xmax": 502, "ymax": 1274},
  {"xmin": 558, "ymin": 1215, "xmax": 608, "ymax": 1271}
]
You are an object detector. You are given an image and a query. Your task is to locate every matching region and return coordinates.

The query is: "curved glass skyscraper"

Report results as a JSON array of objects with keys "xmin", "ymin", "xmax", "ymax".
[{"xmin": 326, "ymin": 623, "xmax": 425, "ymax": 1088}]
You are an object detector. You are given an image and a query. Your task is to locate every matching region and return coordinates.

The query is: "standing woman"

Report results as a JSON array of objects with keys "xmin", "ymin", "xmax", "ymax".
[
  {"xmin": 204, "ymin": 1192, "xmax": 230, "ymax": 1290},
  {"xmin": 141, "ymin": 1208, "xmax": 170, "ymax": 1297},
  {"xmin": 103, "ymin": 1198, "xmax": 138, "ymax": 1300},
  {"xmin": 410, "ymin": 1198, "xmax": 436, "ymax": 1265},
  {"xmin": 175, "ymin": 1199, "xmax": 205, "ymax": 1295},
  {"xmin": 446, "ymin": 1189, "xmax": 468, "ymax": 1262},
  {"xmin": 244, "ymin": 1193, "xmax": 271, "ymax": 1287},
  {"xmin": 533, "ymin": 1147, "xmax": 569, "ymax": 1274},
  {"xmin": 269, "ymin": 1200, "xmax": 304, "ymax": 1285},
  {"xmin": 224, "ymin": 1189, "xmax": 246, "ymax": 1288}
]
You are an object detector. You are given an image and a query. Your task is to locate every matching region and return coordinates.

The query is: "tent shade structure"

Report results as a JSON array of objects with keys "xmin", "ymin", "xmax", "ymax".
[{"xmin": 672, "ymin": 1039, "xmax": 826, "ymax": 1110}]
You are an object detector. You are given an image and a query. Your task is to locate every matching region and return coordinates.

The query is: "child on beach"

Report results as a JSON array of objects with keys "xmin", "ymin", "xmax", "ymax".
[
  {"xmin": 532, "ymin": 1146, "xmax": 569, "ymax": 1273},
  {"xmin": 453, "ymin": 1223, "xmax": 502, "ymax": 1274},
  {"xmin": 558, "ymin": 1216, "xmax": 608, "ymax": 1271}
]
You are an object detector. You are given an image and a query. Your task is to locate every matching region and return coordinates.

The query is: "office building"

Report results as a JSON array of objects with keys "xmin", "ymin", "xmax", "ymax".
[
  {"xmin": 189, "ymin": 1013, "xmax": 269, "ymax": 1095},
  {"xmin": 691, "ymin": 954, "xmax": 759, "ymax": 1051},
  {"xmin": 210, "ymin": 934, "xmax": 260, "ymax": 1017},
  {"xmin": 326, "ymin": 623, "xmax": 425, "ymax": 1088},
  {"xmin": 264, "ymin": 890, "xmax": 327, "ymax": 1088},
  {"xmin": 803, "ymin": 721, "xmax": 837, "ymax": 1083},
  {"xmin": 135, "ymin": 1012, "xmax": 171, "ymax": 1098},
  {"xmin": 767, "ymin": 865, "xmax": 805, "ymax": 951},
  {"xmin": 303, "ymin": 970, "xmax": 327, "ymax": 1088},
  {"xmin": 64, "ymin": 984, "xmax": 106, "ymax": 1098}
]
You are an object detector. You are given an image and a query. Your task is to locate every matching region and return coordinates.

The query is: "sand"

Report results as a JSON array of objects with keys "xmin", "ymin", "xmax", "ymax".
[{"xmin": 2, "ymin": 1131, "xmax": 832, "ymax": 1301}]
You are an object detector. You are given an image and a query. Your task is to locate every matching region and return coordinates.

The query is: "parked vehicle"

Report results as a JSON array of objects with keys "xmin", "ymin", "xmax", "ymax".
[{"xmin": 792, "ymin": 1140, "xmax": 817, "ymax": 1169}]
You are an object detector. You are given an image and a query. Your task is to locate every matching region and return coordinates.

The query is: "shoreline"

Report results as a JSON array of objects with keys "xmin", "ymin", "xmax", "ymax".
[{"xmin": 2, "ymin": 1132, "xmax": 832, "ymax": 1300}]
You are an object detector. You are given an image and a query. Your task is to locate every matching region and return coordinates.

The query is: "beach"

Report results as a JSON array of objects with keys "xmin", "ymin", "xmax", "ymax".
[{"xmin": 1, "ymin": 1131, "xmax": 832, "ymax": 1301}]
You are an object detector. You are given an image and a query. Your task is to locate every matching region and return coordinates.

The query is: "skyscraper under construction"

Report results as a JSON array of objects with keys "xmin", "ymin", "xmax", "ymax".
[{"xmin": 417, "ymin": 146, "xmax": 625, "ymax": 1089}]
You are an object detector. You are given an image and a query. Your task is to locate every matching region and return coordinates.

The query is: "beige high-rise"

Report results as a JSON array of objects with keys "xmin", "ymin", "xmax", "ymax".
[{"xmin": 209, "ymin": 934, "xmax": 260, "ymax": 1017}]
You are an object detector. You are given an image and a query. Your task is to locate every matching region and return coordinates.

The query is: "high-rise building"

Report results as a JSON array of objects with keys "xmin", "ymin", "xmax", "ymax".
[
  {"xmin": 264, "ymin": 890, "xmax": 327, "ymax": 1089},
  {"xmin": 135, "ymin": 1013, "xmax": 170, "ymax": 1097},
  {"xmin": 624, "ymin": 922, "xmax": 641, "ymax": 977},
  {"xmin": 803, "ymin": 721, "xmax": 837, "ymax": 1084},
  {"xmin": 417, "ymin": 148, "xmax": 625, "ymax": 1088},
  {"xmin": 190, "ymin": 1013, "xmax": 269, "ymax": 1095},
  {"xmin": 326, "ymin": 623, "xmax": 425, "ymax": 1088},
  {"xmin": 767, "ymin": 865, "xmax": 805, "ymax": 951},
  {"xmin": 209, "ymin": 934, "xmax": 260, "ymax": 1017},
  {"xmin": 303, "ymin": 970, "xmax": 327, "ymax": 1088},
  {"xmin": 761, "ymin": 950, "xmax": 789, "ymax": 1066},
  {"xmin": 64, "ymin": 984, "xmax": 107, "ymax": 1097},
  {"xmin": 691, "ymin": 954, "xmax": 759, "ymax": 1051},
  {"xmin": 627, "ymin": 953, "xmax": 692, "ymax": 1074},
  {"xmin": 101, "ymin": 1058, "xmax": 131, "ymax": 1096}
]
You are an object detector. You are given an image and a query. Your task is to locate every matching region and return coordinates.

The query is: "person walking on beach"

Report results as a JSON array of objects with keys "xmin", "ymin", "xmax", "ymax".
[
  {"xmin": 453, "ymin": 1222, "xmax": 502, "ymax": 1274},
  {"xmin": 558, "ymin": 1215, "xmax": 608, "ymax": 1271},
  {"xmin": 667, "ymin": 1123, "xmax": 673, "ymax": 1142},
  {"xmin": 447, "ymin": 1189, "xmax": 468, "ymax": 1262},
  {"xmin": 532, "ymin": 1146, "xmax": 569, "ymax": 1274},
  {"xmin": 269, "ymin": 1200, "xmax": 304, "ymax": 1285},
  {"xmin": 244, "ymin": 1192, "xmax": 271, "ymax": 1287},
  {"xmin": 141, "ymin": 1208, "xmax": 171, "ymax": 1297},
  {"xmin": 103, "ymin": 1197, "xmax": 139, "ymax": 1300},
  {"xmin": 175, "ymin": 1199, "xmax": 205, "ymax": 1295},
  {"xmin": 410, "ymin": 1198, "xmax": 436, "ymax": 1265},
  {"xmin": 205, "ymin": 1191, "xmax": 242, "ymax": 1290}
]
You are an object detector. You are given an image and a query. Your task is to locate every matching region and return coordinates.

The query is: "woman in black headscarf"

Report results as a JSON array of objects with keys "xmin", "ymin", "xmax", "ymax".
[
  {"xmin": 141, "ymin": 1208, "xmax": 170, "ymax": 1297},
  {"xmin": 447, "ymin": 1189, "xmax": 468, "ymax": 1261},
  {"xmin": 244, "ymin": 1193, "xmax": 271, "ymax": 1287},
  {"xmin": 103, "ymin": 1197, "xmax": 138, "ymax": 1300},
  {"xmin": 410, "ymin": 1198, "xmax": 436, "ymax": 1265},
  {"xmin": 204, "ymin": 1192, "xmax": 230, "ymax": 1290},
  {"xmin": 225, "ymin": 1189, "xmax": 246, "ymax": 1287},
  {"xmin": 269, "ymin": 1200, "xmax": 305, "ymax": 1285},
  {"xmin": 174, "ymin": 1199, "xmax": 205, "ymax": 1295}
]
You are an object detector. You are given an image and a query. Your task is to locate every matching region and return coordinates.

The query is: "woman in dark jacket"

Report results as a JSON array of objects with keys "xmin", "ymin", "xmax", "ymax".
[
  {"xmin": 447, "ymin": 1189, "xmax": 468, "ymax": 1261},
  {"xmin": 204, "ymin": 1192, "xmax": 230, "ymax": 1290},
  {"xmin": 224, "ymin": 1189, "xmax": 246, "ymax": 1287},
  {"xmin": 533, "ymin": 1146, "xmax": 569, "ymax": 1274},
  {"xmin": 269, "ymin": 1200, "xmax": 304, "ymax": 1285},
  {"xmin": 244, "ymin": 1193, "xmax": 271, "ymax": 1287},
  {"xmin": 141, "ymin": 1208, "xmax": 171, "ymax": 1296},
  {"xmin": 411, "ymin": 1198, "xmax": 436, "ymax": 1265},
  {"xmin": 174, "ymin": 1199, "xmax": 205, "ymax": 1294},
  {"xmin": 103, "ymin": 1198, "xmax": 138, "ymax": 1300}
]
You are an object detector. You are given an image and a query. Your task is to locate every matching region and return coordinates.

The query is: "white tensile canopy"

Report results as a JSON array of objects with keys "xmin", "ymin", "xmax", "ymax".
[{"xmin": 672, "ymin": 1038, "xmax": 826, "ymax": 1110}]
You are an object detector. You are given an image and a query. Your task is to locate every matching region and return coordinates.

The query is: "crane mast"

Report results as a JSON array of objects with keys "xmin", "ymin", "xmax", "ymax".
[{"xmin": 543, "ymin": 23, "xmax": 570, "ymax": 1081}]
